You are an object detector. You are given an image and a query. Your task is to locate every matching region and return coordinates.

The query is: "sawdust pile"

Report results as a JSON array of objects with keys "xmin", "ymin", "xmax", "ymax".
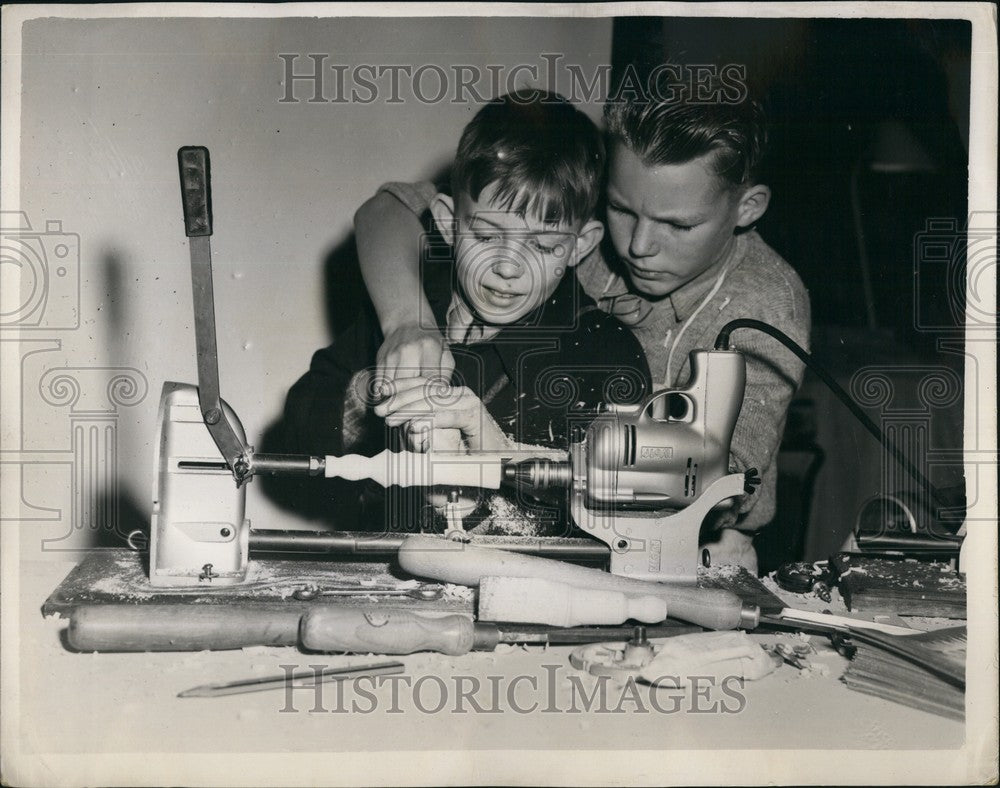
[{"xmin": 469, "ymin": 494, "xmax": 553, "ymax": 537}]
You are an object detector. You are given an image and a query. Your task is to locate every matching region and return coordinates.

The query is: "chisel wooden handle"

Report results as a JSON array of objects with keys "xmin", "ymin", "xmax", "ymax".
[
  {"xmin": 67, "ymin": 605, "xmax": 301, "ymax": 651},
  {"xmin": 399, "ymin": 535, "xmax": 756, "ymax": 631},
  {"xmin": 300, "ymin": 608, "xmax": 476, "ymax": 656}
]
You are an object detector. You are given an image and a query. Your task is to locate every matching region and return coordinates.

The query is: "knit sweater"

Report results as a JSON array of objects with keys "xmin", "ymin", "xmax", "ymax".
[
  {"xmin": 576, "ymin": 230, "xmax": 811, "ymax": 531},
  {"xmin": 380, "ymin": 182, "xmax": 811, "ymax": 531}
]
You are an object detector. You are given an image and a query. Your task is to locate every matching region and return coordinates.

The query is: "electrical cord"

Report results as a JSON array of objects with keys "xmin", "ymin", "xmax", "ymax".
[{"xmin": 714, "ymin": 318, "xmax": 949, "ymax": 511}]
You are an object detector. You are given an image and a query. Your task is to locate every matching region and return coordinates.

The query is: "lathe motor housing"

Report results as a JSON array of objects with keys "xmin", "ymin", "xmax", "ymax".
[
  {"xmin": 581, "ymin": 349, "xmax": 745, "ymax": 510},
  {"xmin": 150, "ymin": 382, "xmax": 249, "ymax": 586}
]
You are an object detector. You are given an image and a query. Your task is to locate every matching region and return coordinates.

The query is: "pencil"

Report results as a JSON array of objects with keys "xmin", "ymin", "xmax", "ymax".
[{"xmin": 178, "ymin": 661, "xmax": 406, "ymax": 698}]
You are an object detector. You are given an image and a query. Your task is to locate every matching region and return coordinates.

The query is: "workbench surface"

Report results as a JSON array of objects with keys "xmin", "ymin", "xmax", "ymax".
[{"xmin": 6, "ymin": 559, "xmax": 973, "ymax": 786}]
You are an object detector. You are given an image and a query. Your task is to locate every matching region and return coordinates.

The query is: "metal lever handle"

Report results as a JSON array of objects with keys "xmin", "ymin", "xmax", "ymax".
[
  {"xmin": 178, "ymin": 146, "xmax": 213, "ymax": 237},
  {"xmin": 178, "ymin": 146, "xmax": 250, "ymax": 484}
]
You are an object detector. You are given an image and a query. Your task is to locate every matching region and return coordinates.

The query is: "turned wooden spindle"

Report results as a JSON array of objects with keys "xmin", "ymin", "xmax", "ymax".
[{"xmin": 323, "ymin": 449, "xmax": 503, "ymax": 490}]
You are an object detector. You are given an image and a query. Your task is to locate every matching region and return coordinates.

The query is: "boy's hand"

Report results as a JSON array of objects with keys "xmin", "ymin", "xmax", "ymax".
[
  {"xmin": 374, "ymin": 377, "xmax": 510, "ymax": 452},
  {"xmin": 402, "ymin": 424, "xmax": 463, "ymax": 454},
  {"xmin": 376, "ymin": 323, "xmax": 455, "ymax": 388}
]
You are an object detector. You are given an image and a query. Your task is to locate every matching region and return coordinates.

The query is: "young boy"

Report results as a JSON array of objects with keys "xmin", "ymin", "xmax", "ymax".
[
  {"xmin": 354, "ymin": 85, "xmax": 810, "ymax": 570},
  {"xmin": 274, "ymin": 90, "xmax": 651, "ymax": 531}
]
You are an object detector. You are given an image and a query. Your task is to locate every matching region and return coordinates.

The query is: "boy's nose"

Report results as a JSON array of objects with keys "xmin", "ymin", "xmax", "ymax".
[
  {"xmin": 629, "ymin": 220, "xmax": 659, "ymax": 258},
  {"xmin": 491, "ymin": 258, "xmax": 522, "ymax": 279}
]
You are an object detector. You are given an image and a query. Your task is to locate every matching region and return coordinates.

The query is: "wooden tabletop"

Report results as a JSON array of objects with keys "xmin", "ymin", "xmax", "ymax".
[{"xmin": 3, "ymin": 557, "xmax": 974, "ymax": 785}]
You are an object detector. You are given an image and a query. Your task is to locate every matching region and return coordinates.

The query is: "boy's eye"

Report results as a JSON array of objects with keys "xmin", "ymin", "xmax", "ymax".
[
  {"xmin": 527, "ymin": 239, "xmax": 558, "ymax": 254},
  {"xmin": 668, "ymin": 222, "xmax": 694, "ymax": 232},
  {"xmin": 473, "ymin": 233, "xmax": 499, "ymax": 244}
]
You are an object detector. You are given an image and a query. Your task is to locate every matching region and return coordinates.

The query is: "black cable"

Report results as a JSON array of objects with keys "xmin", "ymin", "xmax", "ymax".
[{"xmin": 714, "ymin": 318, "xmax": 948, "ymax": 511}]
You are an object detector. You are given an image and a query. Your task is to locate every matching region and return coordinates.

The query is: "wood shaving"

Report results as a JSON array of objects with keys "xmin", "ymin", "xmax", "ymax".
[
  {"xmin": 472, "ymin": 494, "xmax": 550, "ymax": 536},
  {"xmin": 699, "ymin": 563, "xmax": 743, "ymax": 580},
  {"xmin": 442, "ymin": 583, "xmax": 473, "ymax": 601}
]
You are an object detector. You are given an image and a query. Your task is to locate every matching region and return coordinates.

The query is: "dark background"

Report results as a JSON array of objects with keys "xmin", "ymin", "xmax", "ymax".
[
  {"xmin": 611, "ymin": 18, "xmax": 974, "ymax": 569},
  {"xmin": 612, "ymin": 17, "xmax": 971, "ymax": 344}
]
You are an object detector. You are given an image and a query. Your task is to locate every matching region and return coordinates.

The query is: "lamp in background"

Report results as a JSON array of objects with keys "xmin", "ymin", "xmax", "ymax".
[{"xmin": 850, "ymin": 120, "xmax": 938, "ymax": 329}]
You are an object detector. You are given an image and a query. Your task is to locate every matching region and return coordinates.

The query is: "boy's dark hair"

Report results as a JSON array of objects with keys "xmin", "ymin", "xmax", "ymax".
[
  {"xmin": 453, "ymin": 89, "xmax": 604, "ymax": 227},
  {"xmin": 604, "ymin": 91, "xmax": 767, "ymax": 188}
]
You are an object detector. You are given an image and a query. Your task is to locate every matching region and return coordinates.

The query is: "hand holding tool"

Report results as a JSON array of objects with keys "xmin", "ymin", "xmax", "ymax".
[
  {"xmin": 155, "ymin": 148, "xmax": 502, "ymax": 588},
  {"xmin": 154, "ymin": 145, "xmax": 958, "ymax": 606}
]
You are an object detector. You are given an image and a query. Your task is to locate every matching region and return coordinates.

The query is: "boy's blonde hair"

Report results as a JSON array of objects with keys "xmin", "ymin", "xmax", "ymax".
[{"xmin": 605, "ymin": 86, "xmax": 768, "ymax": 188}]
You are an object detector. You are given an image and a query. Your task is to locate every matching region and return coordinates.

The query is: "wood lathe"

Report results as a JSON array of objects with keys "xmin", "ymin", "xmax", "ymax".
[
  {"xmin": 149, "ymin": 146, "xmax": 761, "ymax": 608},
  {"xmin": 43, "ymin": 147, "xmax": 966, "ymax": 710}
]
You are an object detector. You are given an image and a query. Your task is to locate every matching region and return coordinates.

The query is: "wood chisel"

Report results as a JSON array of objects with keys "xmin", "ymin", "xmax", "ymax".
[
  {"xmin": 298, "ymin": 607, "xmax": 701, "ymax": 655},
  {"xmin": 65, "ymin": 605, "xmax": 698, "ymax": 653}
]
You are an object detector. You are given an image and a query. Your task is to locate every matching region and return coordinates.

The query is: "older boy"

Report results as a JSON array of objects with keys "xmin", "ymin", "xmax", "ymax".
[
  {"xmin": 355, "ymin": 87, "xmax": 810, "ymax": 569},
  {"xmin": 276, "ymin": 90, "xmax": 650, "ymax": 531}
]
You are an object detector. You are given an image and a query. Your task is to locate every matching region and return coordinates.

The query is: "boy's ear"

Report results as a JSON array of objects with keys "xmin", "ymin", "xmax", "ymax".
[
  {"xmin": 429, "ymin": 194, "xmax": 456, "ymax": 246},
  {"xmin": 570, "ymin": 219, "xmax": 604, "ymax": 266},
  {"xmin": 735, "ymin": 184, "xmax": 771, "ymax": 228}
]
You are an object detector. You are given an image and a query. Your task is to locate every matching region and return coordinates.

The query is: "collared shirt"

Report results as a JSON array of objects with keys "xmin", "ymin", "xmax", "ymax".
[
  {"xmin": 444, "ymin": 291, "xmax": 501, "ymax": 345},
  {"xmin": 582, "ymin": 233, "xmax": 744, "ymax": 387}
]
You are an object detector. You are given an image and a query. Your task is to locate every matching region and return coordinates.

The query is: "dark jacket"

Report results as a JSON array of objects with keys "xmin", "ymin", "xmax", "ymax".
[{"xmin": 268, "ymin": 242, "xmax": 651, "ymax": 531}]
